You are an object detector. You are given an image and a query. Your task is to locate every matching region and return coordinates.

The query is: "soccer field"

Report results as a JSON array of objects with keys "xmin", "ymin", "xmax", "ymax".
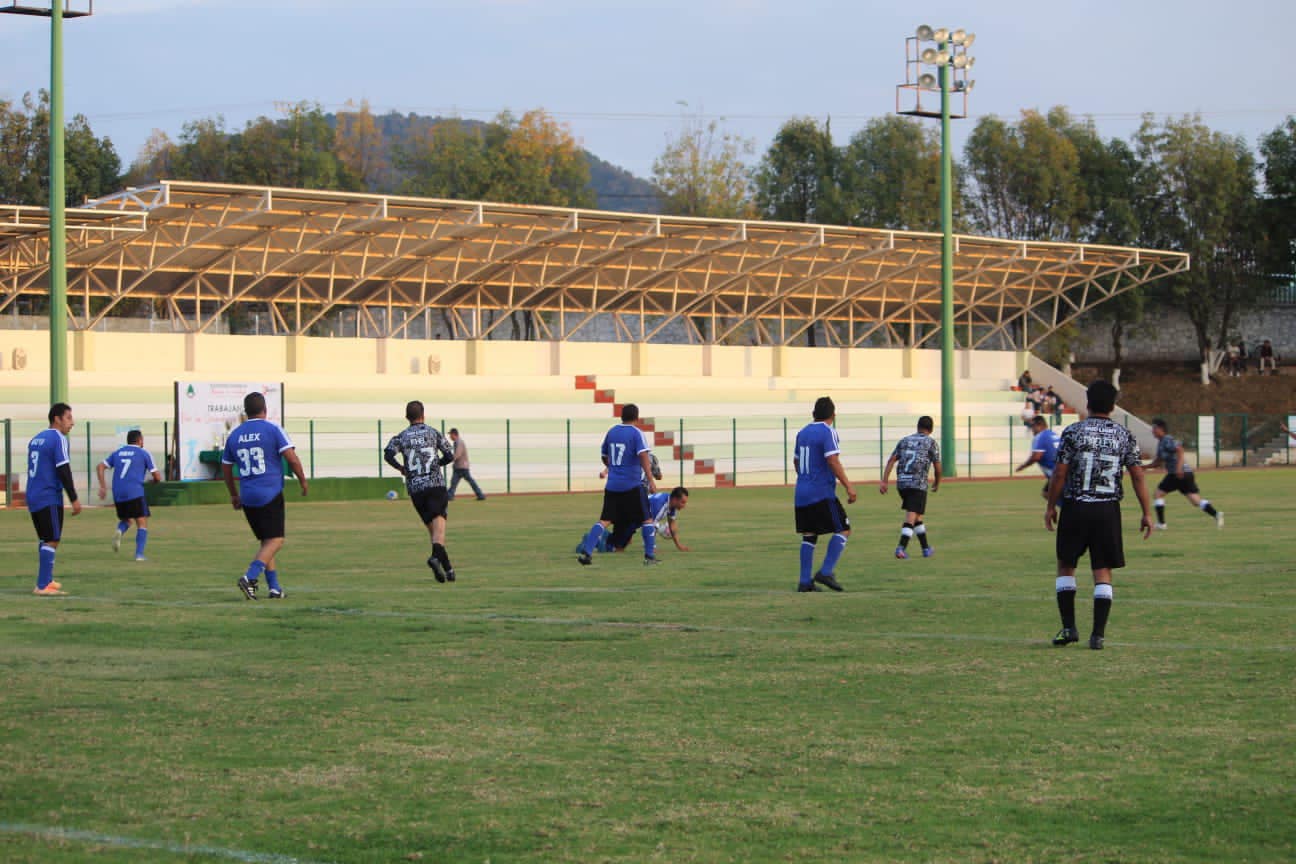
[{"xmin": 2, "ymin": 471, "xmax": 1293, "ymax": 863}]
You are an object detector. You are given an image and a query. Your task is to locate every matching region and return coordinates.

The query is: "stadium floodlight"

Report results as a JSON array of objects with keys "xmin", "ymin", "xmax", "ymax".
[{"xmin": 895, "ymin": 24, "xmax": 978, "ymax": 477}]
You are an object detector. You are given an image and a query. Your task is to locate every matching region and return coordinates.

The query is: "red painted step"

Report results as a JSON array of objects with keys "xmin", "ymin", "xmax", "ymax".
[
  {"xmin": 574, "ymin": 374, "xmax": 597, "ymax": 390},
  {"xmin": 673, "ymin": 445, "xmax": 694, "ymax": 461},
  {"xmin": 694, "ymin": 458, "xmax": 715, "ymax": 475},
  {"xmin": 594, "ymin": 388, "xmax": 616, "ymax": 404},
  {"xmin": 715, "ymin": 472, "xmax": 736, "ymax": 488},
  {"xmin": 654, "ymin": 430, "xmax": 675, "ymax": 447}
]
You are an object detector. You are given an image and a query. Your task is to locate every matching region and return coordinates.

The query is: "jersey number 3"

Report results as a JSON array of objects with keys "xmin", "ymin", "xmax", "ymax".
[
  {"xmin": 236, "ymin": 447, "xmax": 267, "ymax": 477},
  {"xmin": 1079, "ymin": 452, "xmax": 1119, "ymax": 494}
]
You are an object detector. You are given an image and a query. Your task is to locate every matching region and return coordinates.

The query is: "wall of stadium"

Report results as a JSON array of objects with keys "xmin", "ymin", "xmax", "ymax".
[
  {"xmin": 0, "ymin": 330, "xmax": 1023, "ymax": 397},
  {"xmin": 1073, "ymin": 306, "xmax": 1296, "ymax": 364}
]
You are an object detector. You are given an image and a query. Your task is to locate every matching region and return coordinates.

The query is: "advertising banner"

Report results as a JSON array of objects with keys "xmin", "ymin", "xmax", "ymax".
[{"xmin": 174, "ymin": 382, "xmax": 284, "ymax": 481}]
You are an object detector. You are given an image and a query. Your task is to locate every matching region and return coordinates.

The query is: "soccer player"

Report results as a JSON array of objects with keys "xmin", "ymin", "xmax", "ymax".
[
  {"xmin": 792, "ymin": 396, "xmax": 857, "ymax": 592},
  {"xmin": 384, "ymin": 401, "xmax": 458, "ymax": 582},
  {"xmin": 26, "ymin": 403, "xmax": 81, "ymax": 596},
  {"xmin": 1016, "ymin": 415, "xmax": 1060, "ymax": 498},
  {"xmin": 576, "ymin": 403, "xmax": 657, "ymax": 566},
  {"xmin": 606, "ymin": 486, "xmax": 691, "ymax": 554},
  {"xmin": 221, "ymin": 391, "xmax": 308, "ymax": 600},
  {"xmin": 879, "ymin": 416, "xmax": 941, "ymax": 559},
  {"xmin": 1046, "ymin": 380, "xmax": 1153, "ymax": 650},
  {"xmin": 97, "ymin": 429, "xmax": 162, "ymax": 561},
  {"xmin": 1147, "ymin": 418, "xmax": 1222, "ymax": 530}
]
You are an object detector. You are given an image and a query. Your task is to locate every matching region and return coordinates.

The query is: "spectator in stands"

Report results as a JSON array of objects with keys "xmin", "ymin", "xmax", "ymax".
[
  {"xmin": 1225, "ymin": 340, "xmax": 1242, "ymax": 377},
  {"xmin": 447, "ymin": 428, "xmax": 486, "ymax": 501},
  {"xmin": 1021, "ymin": 398, "xmax": 1037, "ymax": 428},
  {"xmin": 1017, "ymin": 369, "xmax": 1033, "ymax": 391},
  {"xmin": 1258, "ymin": 339, "xmax": 1278, "ymax": 375},
  {"xmin": 1045, "ymin": 386, "xmax": 1063, "ymax": 425}
]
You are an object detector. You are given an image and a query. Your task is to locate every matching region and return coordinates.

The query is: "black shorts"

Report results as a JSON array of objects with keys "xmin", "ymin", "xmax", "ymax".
[
  {"xmin": 242, "ymin": 493, "xmax": 286, "ymax": 541},
  {"xmin": 600, "ymin": 487, "xmax": 650, "ymax": 528},
  {"xmin": 795, "ymin": 497, "xmax": 850, "ymax": 536},
  {"xmin": 411, "ymin": 487, "xmax": 449, "ymax": 524},
  {"xmin": 608, "ymin": 520, "xmax": 639, "ymax": 550},
  {"xmin": 1056, "ymin": 500, "xmax": 1125, "ymax": 571},
  {"xmin": 898, "ymin": 487, "xmax": 928, "ymax": 516},
  {"xmin": 30, "ymin": 504, "xmax": 64, "ymax": 543},
  {"xmin": 1157, "ymin": 473, "xmax": 1200, "ymax": 496},
  {"xmin": 114, "ymin": 496, "xmax": 150, "ymax": 521}
]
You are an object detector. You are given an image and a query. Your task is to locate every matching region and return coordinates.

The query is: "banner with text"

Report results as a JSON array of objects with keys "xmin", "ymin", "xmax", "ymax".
[{"xmin": 174, "ymin": 381, "xmax": 285, "ymax": 481}]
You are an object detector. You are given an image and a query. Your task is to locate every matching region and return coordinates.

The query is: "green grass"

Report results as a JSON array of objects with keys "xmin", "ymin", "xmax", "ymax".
[{"xmin": 1, "ymin": 471, "xmax": 1293, "ymax": 863}]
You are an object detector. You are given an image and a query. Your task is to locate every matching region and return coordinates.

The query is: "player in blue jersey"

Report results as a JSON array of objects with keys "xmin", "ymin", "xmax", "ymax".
[
  {"xmin": 576, "ymin": 403, "xmax": 658, "ymax": 566},
  {"xmin": 1016, "ymin": 415, "xmax": 1061, "ymax": 498},
  {"xmin": 880, "ymin": 416, "xmax": 942, "ymax": 559},
  {"xmin": 1147, "ymin": 418, "xmax": 1222, "ymax": 530},
  {"xmin": 97, "ymin": 430, "xmax": 162, "ymax": 561},
  {"xmin": 26, "ymin": 403, "xmax": 81, "ymax": 595},
  {"xmin": 221, "ymin": 391, "xmax": 308, "ymax": 600},
  {"xmin": 793, "ymin": 396, "xmax": 858, "ymax": 592}
]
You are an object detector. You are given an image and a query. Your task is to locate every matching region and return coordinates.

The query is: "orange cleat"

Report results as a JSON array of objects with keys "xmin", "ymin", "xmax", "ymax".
[{"xmin": 34, "ymin": 584, "xmax": 66, "ymax": 596}]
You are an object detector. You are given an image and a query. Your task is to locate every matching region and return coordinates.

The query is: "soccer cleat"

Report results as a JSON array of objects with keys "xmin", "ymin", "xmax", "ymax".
[
  {"xmin": 1052, "ymin": 627, "xmax": 1079, "ymax": 646},
  {"xmin": 921, "ymin": 546, "xmax": 935, "ymax": 558},
  {"xmin": 33, "ymin": 584, "xmax": 66, "ymax": 596},
  {"xmin": 445, "ymin": 569, "xmax": 456, "ymax": 583},
  {"xmin": 796, "ymin": 582, "xmax": 822, "ymax": 592},
  {"xmin": 643, "ymin": 556, "xmax": 658, "ymax": 566},
  {"xmin": 1089, "ymin": 635, "xmax": 1105, "ymax": 650},
  {"xmin": 813, "ymin": 571, "xmax": 844, "ymax": 592},
  {"xmin": 894, "ymin": 546, "xmax": 908, "ymax": 560},
  {"xmin": 112, "ymin": 528, "xmax": 123, "ymax": 553},
  {"xmin": 1215, "ymin": 511, "xmax": 1224, "ymax": 529},
  {"xmin": 576, "ymin": 551, "xmax": 593, "ymax": 566},
  {"xmin": 427, "ymin": 555, "xmax": 448, "ymax": 583},
  {"xmin": 237, "ymin": 576, "xmax": 258, "ymax": 600},
  {"xmin": 48, "ymin": 580, "xmax": 61, "ymax": 591},
  {"xmin": 134, "ymin": 556, "xmax": 147, "ymax": 562},
  {"xmin": 268, "ymin": 588, "xmax": 285, "ymax": 599},
  {"xmin": 1155, "ymin": 523, "xmax": 1168, "ymax": 531}
]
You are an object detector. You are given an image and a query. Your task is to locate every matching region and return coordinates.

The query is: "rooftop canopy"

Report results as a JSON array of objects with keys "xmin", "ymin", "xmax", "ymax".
[{"xmin": 0, "ymin": 181, "xmax": 1189, "ymax": 348}]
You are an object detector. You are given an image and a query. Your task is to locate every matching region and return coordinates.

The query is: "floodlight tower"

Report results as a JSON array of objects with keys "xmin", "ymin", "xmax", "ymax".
[
  {"xmin": 0, "ymin": 1, "xmax": 94, "ymax": 403},
  {"xmin": 896, "ymin": 25, "xmax": 975, "ymax": 476}
]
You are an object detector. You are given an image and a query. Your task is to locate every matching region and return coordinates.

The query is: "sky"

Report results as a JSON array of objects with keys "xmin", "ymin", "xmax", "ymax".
[{"xmin": 2, "ymin": 0, "xmax": 1294, "ymax": 184}]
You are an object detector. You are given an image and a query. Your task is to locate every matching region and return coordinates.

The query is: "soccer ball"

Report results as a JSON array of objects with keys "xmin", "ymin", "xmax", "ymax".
[{"xmin": 385, "ymin": 490, "xmax": 399, "ymax": 500}]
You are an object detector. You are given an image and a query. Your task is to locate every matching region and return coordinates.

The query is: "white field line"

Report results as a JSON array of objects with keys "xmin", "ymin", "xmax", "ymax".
[
  {"xmin": 0, "ymin": 822, "xmax": 336, "ymax": 864},
  {"xmin": 2, "ymin": 590, "xmax": 1292, "ymax": 652}
]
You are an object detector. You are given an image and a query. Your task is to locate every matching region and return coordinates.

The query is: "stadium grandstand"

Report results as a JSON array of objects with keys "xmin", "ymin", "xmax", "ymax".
[{"xmin": 1, "ymin": 181, "xmax": 1188, "ymax": 499}]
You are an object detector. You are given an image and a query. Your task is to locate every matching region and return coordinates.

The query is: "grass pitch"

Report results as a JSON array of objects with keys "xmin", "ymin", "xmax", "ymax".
[{"xmin": 2, "ymin": 471, "xmax": 1293, "ymax": 863}]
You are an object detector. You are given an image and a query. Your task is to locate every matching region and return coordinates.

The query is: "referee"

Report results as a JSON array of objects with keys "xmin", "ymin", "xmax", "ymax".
[{"xmin": 1045, "ymin": 380, "xmax": 1153, "ymax": 650}]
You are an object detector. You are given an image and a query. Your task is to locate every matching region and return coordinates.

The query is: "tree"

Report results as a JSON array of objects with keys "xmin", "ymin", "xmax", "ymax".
[
  {"xmin": 651, "ymin": 114, "xmax": 753, "ymax": 218},
  {"xmin": 962, "ymin": 107, "xmax": 1087, "ymax": 241},
  {"xmin": 334, "ymin": 98, "xmax": 389, "ymax": 192},
  {"xmin": 124, "ymin": 129, "xmax": 176, "ymax": 186},
  {"xmin": 837, "ymin": 115, "xmax": 943, "ymax": 231},
  {"xmin": 486, "ymin": 109, "xmax": 594, "ymax": 208},
  {"xmin": 1259, "ymin": 116, "xmax": 1296, "ymax": 282},
  {"xmin": 752, "ymin": 117, "xmax": 842, "ymax": 224},
  {"xmin": 63, "ymin": 114, "xmax": 121, "ymax": 204},
  {"xmin": 173, "ymin": 117, "xmax": 232, "ymax": 182},
  {"xmin": 396, "ymin": 117, "xmax": 492, "ymax": 200},
  {"xmin": 0, "ymin": 91, "xmax": 118, "ymax": 206},
  {"xmin": 1133, "ymin": 114, "xmax": 1263, "ymax": 362}
]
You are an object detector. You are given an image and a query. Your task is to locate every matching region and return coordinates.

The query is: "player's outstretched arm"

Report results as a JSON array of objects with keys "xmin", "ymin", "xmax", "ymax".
[
  {"xmin": 1016, "ymin": 452, "xmax": 1040, "ymax": 473},
  {"xmin": 668, "ymin": 518, "xmax": 689, "ymax": 552},
  {"xmin": 382, "ymin": 438, "xmax": 406, "ymax": 477}
]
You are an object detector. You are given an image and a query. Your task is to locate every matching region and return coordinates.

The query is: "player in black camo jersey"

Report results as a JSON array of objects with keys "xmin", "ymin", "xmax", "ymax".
[
  {"xmin": 1147, "ymin": 418, "xmax": 1222, "ymax": 530},
  {"xmin": 879, "ymin": 416, "xmax": 941, "ymax": 560},
  {"xmin": 383, "ymin": 400, "xmax": 457, "ymax": 583},
  {"xmin": 1045, "ymin": 380, "xmax": 1153, "ymax": 650}
]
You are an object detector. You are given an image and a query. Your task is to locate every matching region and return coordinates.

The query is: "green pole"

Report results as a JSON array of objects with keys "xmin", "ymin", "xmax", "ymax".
[
  {"xmin": 506, "ymin": 419, "xmax": 512, "ymax": 494},
  {"xmin": 938, "ymin": 44, "xmax": 956, "ymax": 478},
  {"xmin": 4, "ymin": 418, "xmax": 10, "ymax": 508},
  {"xmin": 162, "ymin": 420, "xmax": 169, "ymax": 480},
  {"xmin": 565, "ymin": 419, "xmax": 571, "ymax": 492},
  {"xmin": 49, "ymin": 1, "xmax": 68, "ymax": 404},
  {"xmin": 731, "ymin": 418, "xmax": 737, "ymax": 487},
  {"xmin": 966, "ymin": 415, "xmax": 972, "ymax": 478},
  {"xmin": 678, "ymin": 418, "xmax": 684, "ymax": 488},
  {"xmin": 1214, "ymin": 414, "xmax": 1219, "ymax": 469},
  {"xmin": 1242, "ymin": 414, "xmax": 1248, "ymax": 467},
  {"xmin": 1008, "ymin": 415, "xmax": 1014, "ymax": 476},
  {"xmin": 309, "ymin": 419, "xmax": 315, "ymax": 479},
  {"xmin": 878, "ymin": 415, "xmax": 884, "ymax": 470},
  {"xmin": 85, "ymin": 419, "xmax": 91, "ymax": 494},
  {"xmin": 783, "ymin": 417, "xmax": 788, "ymax": 485},
  {"xmin": 377, "ymin": 419, "xmax": 383, "ymax": 477}
]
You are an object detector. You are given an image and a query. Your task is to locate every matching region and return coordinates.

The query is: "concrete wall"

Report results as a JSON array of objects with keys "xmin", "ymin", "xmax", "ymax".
[{"xmin": 1073, "ymin": 306, "xmax": 1296, "ymax": 364}]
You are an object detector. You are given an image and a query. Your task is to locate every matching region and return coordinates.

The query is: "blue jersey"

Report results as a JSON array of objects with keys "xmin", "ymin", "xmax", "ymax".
[
  {"xmin": 794, "ymin": 421, "xmax": 841, "ymax": 507},
  {"xmin": 1031, "ymin": 429, "xmax": 1060, "ymax": 474},
  {"xmin": 601, "ymin": 423, "xmax": 650, "ymax": 493},
  {"xmin": 26, "ymin": 428, "xmax": 71, "ymax": 511},
  {"xmin": 221, "ymin": 418, "xmax": 294, "ymax": 507},
  {"xmin": 102, "ymin": 444, "xmax": 157, "ymax": 502}
]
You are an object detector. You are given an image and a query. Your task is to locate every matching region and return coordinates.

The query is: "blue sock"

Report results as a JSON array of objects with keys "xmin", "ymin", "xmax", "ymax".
[
  {"xmin": 245, "ymin": 559, "xmax": 266, "ymax": 584},
  {"xmin": 37, "ymin": 544, "xmax": 56, "ymax": 589},
  {"xmin": 821, "ymin": 533, "xmax": 848, "ymax": 576},
  {"xmin": 642, "ymin": 524, "xmax": 656, "ymax": 558},
  {"xmin": 265, "ymin": 569, "xmax": 281, "ymax": 592},
  {"xmin": 579, "ymin": 524, "xmax": 606, "ymax": 555},
  {"xmin": 799, "ymin": 539, "xmax": 815, "ymax": 587},
  {"xmin": 116, "ymin": 521, "xmax": 129, "ymax": 534},
  {"xmin": 135, "ymin": 528, "xmax": 148, "ymax": 558}
]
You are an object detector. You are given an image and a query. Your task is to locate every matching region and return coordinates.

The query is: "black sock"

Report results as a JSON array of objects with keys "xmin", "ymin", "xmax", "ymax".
[
  {"xmin": 1092, "ymin": 597, "xmax": 1112, "ymax": 638},
  {"xmin": 1202, "ymin": 502, "xmax": 1217, "ymax": 517},
  {"xmin": 1057, "ymin": 589, "xmax": 1077, "ymax": 631},
  {"xmin": 899, "ymin": 523, "xmax": 913, "ymax": 549},
  {"xmin": 915, "ymin": 521, "xmax": 930, "ymax": 550},
  {"xmin": 1155, "ymin": 504, "xmax": 1165, "ymax": 523},
  {"xmin": 433, "ymin": 542, "xmax": 453, "ymax": 571}
]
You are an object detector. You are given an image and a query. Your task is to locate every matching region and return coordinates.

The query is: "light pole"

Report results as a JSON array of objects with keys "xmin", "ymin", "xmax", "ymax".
[
  {"xmin": 897, "ymin": 25, "xmax": 975, "ymax": 476},
  {"xmin": 0, "ymin": 1, "xmax": 94, "ymax": 404}
]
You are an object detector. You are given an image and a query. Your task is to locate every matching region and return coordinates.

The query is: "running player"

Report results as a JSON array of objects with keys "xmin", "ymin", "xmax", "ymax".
[
  {"xmin": 1147, "ymin": 418, "xmax": 1222, "ymax": 530},
  {"xmin": 97, "ymin": 429, "xmax": 162, "ymax": 561},
  {"xmin": 1016, "ymin": 415, "xmax": 1060, "ymax": 498},
  {"xmin": 880, "ymin": 416, "xmax": 941, "ymax": 559},
  {"xmin": 384, "ymin": 400, "xmax": 458, "ymax": 582}
]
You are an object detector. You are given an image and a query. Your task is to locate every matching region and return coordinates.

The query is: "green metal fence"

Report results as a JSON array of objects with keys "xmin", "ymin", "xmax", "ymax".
[{"xmin": 3, "ymin": 412, "xmax": 1290, "ymax": 505}]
